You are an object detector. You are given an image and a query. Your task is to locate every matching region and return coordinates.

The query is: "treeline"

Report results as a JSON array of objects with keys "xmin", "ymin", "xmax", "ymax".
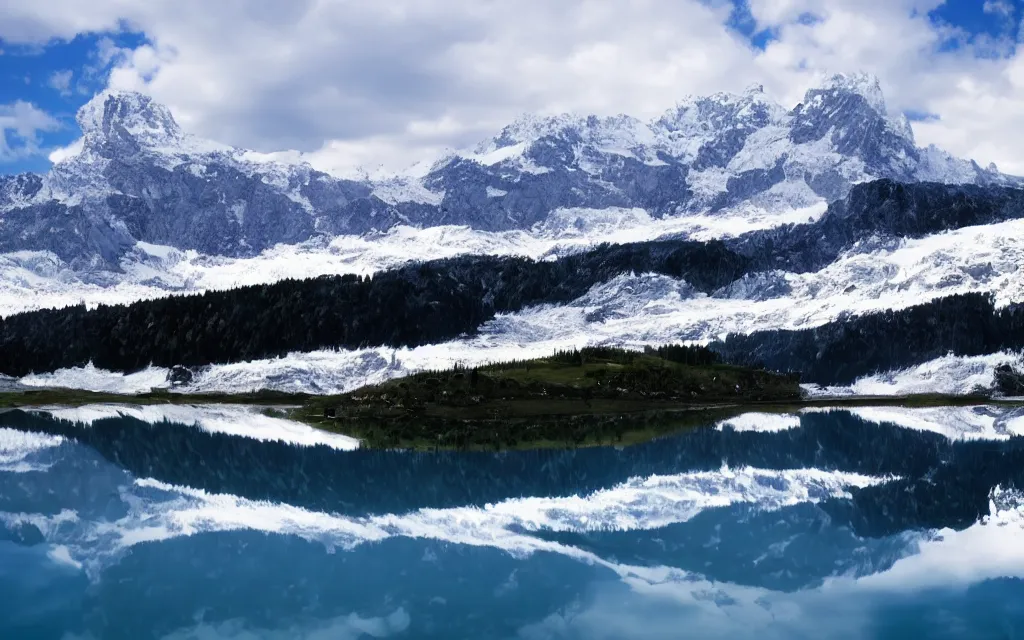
[
  {"xmin": 647, "ymin": 343, "xmax": 721, "ymax": 366},
  {"xmin": 482, "ymin": 344, "xmax": 721, "ymax": 369},
  {"xmin": 0, "ymin": 240, "xmax": 747, "ymax": 376},
  {"xmin": 548, "ymin": 344, "xmax": 721, "ymax": 367},
  {"xmin": 712, "ymin": 292, "xmax": 1024, "ymax": 385}
]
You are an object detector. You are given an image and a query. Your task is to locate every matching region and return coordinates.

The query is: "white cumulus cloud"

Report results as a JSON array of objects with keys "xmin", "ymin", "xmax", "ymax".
[
  {"xmin": 4, "ymin": 0, "xmax": 1024, "ymax": 173},
  {"xmin": 46, "ymin": 69, "xmax": 73, "ymax": 96},
  {"xmin": 0, "ymin": 101, "xmax": 61, "ymax": 163}
]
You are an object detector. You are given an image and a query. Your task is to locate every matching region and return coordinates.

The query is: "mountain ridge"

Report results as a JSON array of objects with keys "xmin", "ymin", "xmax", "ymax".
[{"xmin": 0, "ymin": 72, "xmax": 1020, "ymax": 268}]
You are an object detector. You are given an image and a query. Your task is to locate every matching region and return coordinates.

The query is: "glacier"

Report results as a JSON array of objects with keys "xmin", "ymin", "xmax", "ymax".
[{"xmin": 0, "ymin": 427, "xmax": 65, "ymax": 473}]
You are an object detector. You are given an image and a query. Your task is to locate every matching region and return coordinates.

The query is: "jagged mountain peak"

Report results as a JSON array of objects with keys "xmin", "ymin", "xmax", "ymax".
[
  {"xmin": 818, "ymin": 72, "xmax": 887, "ymax": 114},
  {"xmin": 457, "ymin": 110, "xmax": 658, "ymax": 176},
  {"xmin": 794, "ymin": 72, "xmax": 909, "ymax": 141},
  {"xmin": 485, "ymin": 111, "xmax": 648, "ymax": 151},
  {"xmin": 77, "ymin": 90, "xmax": 184, "ymax": 149},
  {"xmin": 783, "ymin": 71, "xmax": 919, "ymax": 185},
  {"xmin": 459, "ymin": 73, "xmax": 907, "ymax": 173},
  {"xmin": 650, "ymin": 86, "xmax": 786, "ymax": 167},
  {"xmin": 1, "ymin": 71, "xmax": 1020, "ymax": 269},
  {"xmin": 654, "ymin": 86, "xmax": 785, "ymax": 136},
  {"xmin": 403, "ymin": 71, "xmax": 1016, "ymax": 219},
  {"xmin": 654, "ymin": 73, "xmax": 890, "ymax": 137},
  {"xmin": 488, "ymin": 112, "xmax": 587, "ymax": 149},
  {"xmin": 665, "ymin": 84, "xmax": 777, "ymax": 113}
]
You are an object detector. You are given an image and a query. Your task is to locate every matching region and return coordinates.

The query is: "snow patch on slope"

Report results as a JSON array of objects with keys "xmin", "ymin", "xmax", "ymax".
[
  {"xmin": 0, "ymin": 202, "xmax": 827, "ymax": 317},
  {"xmin": 717, "ymin": 405, "xmax": 1024, "ymax": 441},
  {"xmin": 370, "ymin": 177, "xmax": 444, "ymax": 205},
  {"xmin": 855, "ymin": 486, "xmax": 1024, "ymax": 590}
]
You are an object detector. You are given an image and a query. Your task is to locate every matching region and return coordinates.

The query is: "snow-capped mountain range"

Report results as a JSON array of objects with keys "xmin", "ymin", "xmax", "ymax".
[
  {"xmin": 4, "ymin": 72, "xmax": 1024, "ymax": 397},
  {"xmin": 0, "ymin": 72, "xmax": 1017, "ymax": 269}
]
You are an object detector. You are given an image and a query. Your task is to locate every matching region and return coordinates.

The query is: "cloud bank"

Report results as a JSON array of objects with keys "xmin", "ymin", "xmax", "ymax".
[{"xmin": 4, "ymin": 0, "xmax": 1024, "ymax": 174}]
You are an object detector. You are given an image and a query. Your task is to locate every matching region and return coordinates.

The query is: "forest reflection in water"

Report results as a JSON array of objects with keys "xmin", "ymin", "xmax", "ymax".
[{"xmin": 1, "ymin": 404, "xmax": 1024, "ymax": 639}]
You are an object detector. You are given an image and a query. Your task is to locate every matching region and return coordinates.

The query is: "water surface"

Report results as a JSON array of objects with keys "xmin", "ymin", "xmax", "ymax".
[{"xmin": 2, "ymin": 404, "xmax": 1024, "ymax": 639}]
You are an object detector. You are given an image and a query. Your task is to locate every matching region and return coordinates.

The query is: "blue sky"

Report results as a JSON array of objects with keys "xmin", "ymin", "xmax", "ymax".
[
  {"xmin": 727, "ymin": 0, "xmax": 1022, "ymax": 52},
  {"xmin": 0, "ymin": 32, "xmax": 145, "ymax": 173},
  {"xmin": 2, "ymin": 0, "xmax": 1024, "ymax": 176}
]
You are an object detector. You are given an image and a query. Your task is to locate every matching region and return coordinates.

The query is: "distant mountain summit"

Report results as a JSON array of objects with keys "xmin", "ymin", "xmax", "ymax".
[
  {"xmin": 0, "ymin": 74, "xmax": 1018, "ymax": 267},
  {"xmin": 77, "ymin": 90, "xmax": 184, "ymax": 152},
  {"xmin": 429, "ymin": 72, "xmax": 1014, "ymax": 220}
]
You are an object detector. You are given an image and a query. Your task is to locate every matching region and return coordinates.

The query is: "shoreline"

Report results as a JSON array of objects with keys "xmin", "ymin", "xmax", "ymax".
[{"xmin": 4, "ymin": 388, "xmax": 1022, "ymax": 451}]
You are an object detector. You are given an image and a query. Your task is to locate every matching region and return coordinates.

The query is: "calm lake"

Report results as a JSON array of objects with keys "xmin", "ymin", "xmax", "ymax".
[{"xmin": 2, "ymin": 404, "xmax": 1024, "ymax": 639}]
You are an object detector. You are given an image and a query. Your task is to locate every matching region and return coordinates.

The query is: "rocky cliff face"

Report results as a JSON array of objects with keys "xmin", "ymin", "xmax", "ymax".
[{"xmin": 0, "ymin": 72, "xmax": 1018, "ymax": 266}]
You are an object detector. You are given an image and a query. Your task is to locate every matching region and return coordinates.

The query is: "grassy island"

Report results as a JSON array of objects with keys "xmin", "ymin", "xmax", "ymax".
[{"xmin": 295, "ymin": 346, "xmax": 803, "ymax": 449}]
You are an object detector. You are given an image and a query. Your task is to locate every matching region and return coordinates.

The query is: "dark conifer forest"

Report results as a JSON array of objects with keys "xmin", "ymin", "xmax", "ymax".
[
  {"xmin": 728, "ymin": 180, "xmax": 1024, "ymax": 273},
  {"xmin": 713, "ymin": 292, "xmax": 1024, "ymax": 385},
  {"xmin": 0, "ymin": 239, "xmax": 746, "ymax": 376}
]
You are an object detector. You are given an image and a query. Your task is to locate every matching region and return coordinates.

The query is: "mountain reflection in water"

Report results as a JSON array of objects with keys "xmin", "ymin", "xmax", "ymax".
[{"xmin": 2, "ymin": 404, "xmax": 1024, "ymax": 639}]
